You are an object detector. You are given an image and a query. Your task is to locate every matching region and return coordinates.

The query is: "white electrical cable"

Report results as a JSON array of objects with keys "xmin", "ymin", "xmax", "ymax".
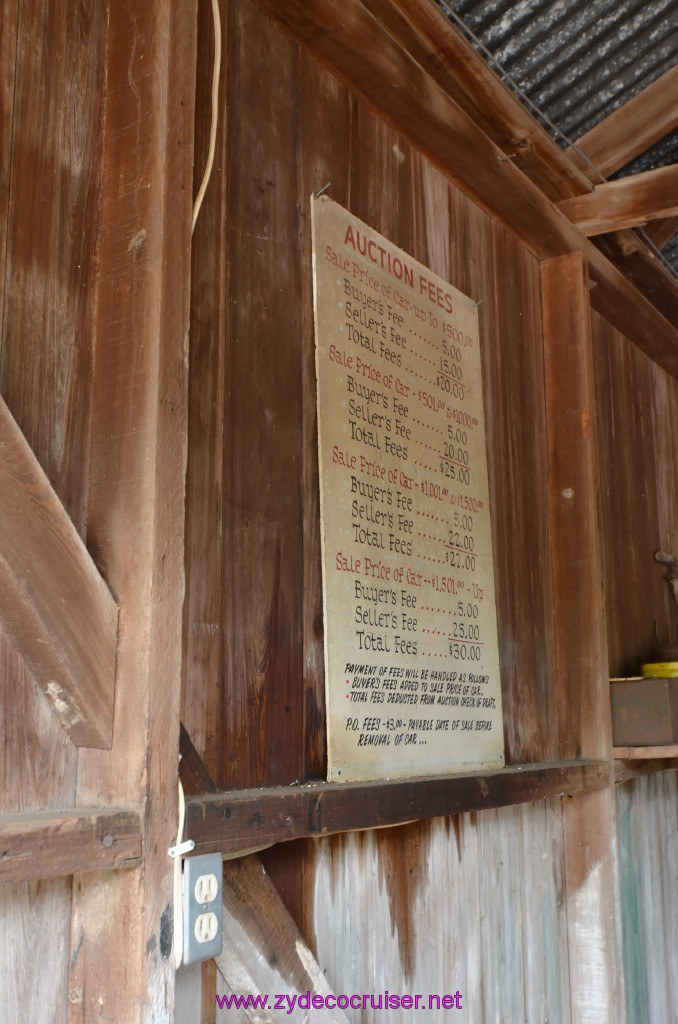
[
  {"xmin": 192, "ymin": 0, "xmax": 222, "ymax": 235},
  {"xmin": 174, "ymin": 1, "xmax": 222, "ymax": 970},
  {"xmin": 173, "ymin": 777, "xmax": 187, "ymax": 970}
]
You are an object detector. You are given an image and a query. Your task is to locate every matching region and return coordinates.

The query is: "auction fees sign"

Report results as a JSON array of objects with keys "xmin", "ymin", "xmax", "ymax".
[{"xmin": 312, "ymin": 196, "xmax": 503, "ymax": 782}]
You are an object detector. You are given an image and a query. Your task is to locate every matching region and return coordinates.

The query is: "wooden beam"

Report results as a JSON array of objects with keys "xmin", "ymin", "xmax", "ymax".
[
  {"xmin": 360, "ymin": 0, "xmax": 592, "ymax": 203},
  {"xmin": 569, "ymin": 66, "xmax": 678, "ymax": 179},
  {"xmin": 0, "ymin": 394, "xmax": 118, "ymax": 748},
  {"xmin": 542, "ymin": 252, "xmax": 611, "ymax": 761},
  {"xmin": 251, "ymin": 0, "xmax": 678, "ymax": 381},
  {"xmin": 66, "ymin": 1, "xmax": 196, "ymax": 1019},
  {"xmin": 558, "ymin": 164, "xmax": 678, "ymax": 236},
  {"xmin": 359, "ymin": 1, "xmax": 678, "ymax": 355},
  {"xmin": 359, "ymin": 1, "xmax": 678, "ymax": 352},
  {"xmin": 614, "ymin": 745, "xmax": 678, "ymax": 760},
  {"xmin": 0, "ymin": 808, "xmax": 141, "ymax": 884},
  {"xmin": 645, "ymin": 215, "xmax": 678, "ymax": 251},
  {"xmin": 184, "ymin": 760, "xmax": 610, "ymax": 857},
  {"xmin": 216, "ymin": 856, "xmax": 351, "ymax": 1024},
  {"xmin": 542, "ymin": 252, "xmax": 623, "ymax": 1019}
]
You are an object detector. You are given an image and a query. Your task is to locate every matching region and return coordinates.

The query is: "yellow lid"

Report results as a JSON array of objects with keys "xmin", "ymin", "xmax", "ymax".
[{"xmin": 641, "ymin": 662, "xmax": 678, "ymax": 678}]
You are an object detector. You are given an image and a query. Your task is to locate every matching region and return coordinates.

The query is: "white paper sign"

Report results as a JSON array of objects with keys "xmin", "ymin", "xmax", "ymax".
[{"xmin": 312, "ymin": 196, "xmax": 503, "ymax": 782}]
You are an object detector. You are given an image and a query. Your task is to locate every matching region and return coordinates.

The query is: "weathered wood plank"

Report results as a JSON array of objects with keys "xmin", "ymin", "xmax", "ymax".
[
  {"xmin": 0, "ymin": 0, "xmax": 105, "ymax": 532},
  {"xmin": 542, "ymin": 253, "xmax": 610, "ymax": 759},
  {"xmin": 592, "ymin": 312, "xmax": 672, "ymax": 677},
  {"xmin": 0, "ymin": 0, "xmax": 19, "ymax": 334},
  {"xmin": 614, "ymin": 746, "xmax": 678, "ymax": 760},
  {"xmin": 0, "ymin": 395, "xmax": 118, "ymax": 748},
  {"xmin": 185, "ymin": 760, "xmax": 610, "ymax": 856},
  {"xmin": 558, "ymin": 164, "xmax": 678, "ymax": 236},
  {"xmin": 614, "ymin": 758, "xmax": 678, "ymax": 783},
  {"xmin": 216, "ymin": 856, "xmax": 351, "ymax": 1023},
  {"xmin": 0, "ymin": 630, "xmax": 77, "ymax": 1022},
  {"xmin": 182, "ymin": 0, "xmax": 228, "ymax": 783},
  {"xmin": 568, "ymin": 66, "xmax": 678, "ymax": 179},
  {"xmin": 217, "ymin": 0, "xmax": 304, "ymax": 789},
  {"xmin": 542, "ymin": 253, "xmax": 623, "ymax": 1021},
  {"xmin": 0, "ymin": 808, "xmax": 141, "ymax": 883},
  {"xmin": 67, "ymin": 1, "xmax": 196, "ymax": 1019}
]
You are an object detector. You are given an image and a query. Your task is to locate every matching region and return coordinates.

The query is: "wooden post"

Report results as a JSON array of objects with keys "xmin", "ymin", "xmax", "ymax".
[
  {"xmin": 542, "ymin": 251, "xmax": 625, "ymax": 1022},
  {"xmin": 67, "ymin": 2, "xmax": 196, "ymax": 1020}
]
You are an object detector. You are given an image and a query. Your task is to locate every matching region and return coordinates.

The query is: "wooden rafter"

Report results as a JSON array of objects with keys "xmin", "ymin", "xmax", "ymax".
[
  {"xmin": 0, "ymin": 808, "xmax": 141, "ymax": 883},
  {"xmin": 569, "ymin": 65, "xmax": 678, "ymax": 180},
  {"xmin": 250, "ymin": 0, "xmax": 678, "ymax": 380},
  {"xmin": 645, "ymin": 215, "xmax": 678, "ymax": 251},
  {"xmin": 558, "ymin": 164, "xmax": 678, "ymax": 235},
  {"xmin": 0, "ymin": 395, "xmax": 118, "ymax": 748}
]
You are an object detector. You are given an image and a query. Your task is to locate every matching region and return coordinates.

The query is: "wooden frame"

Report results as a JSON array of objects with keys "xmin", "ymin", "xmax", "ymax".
[{"xmin": 0, "ymin": 808, "xmax": 141, "ymax": 884}]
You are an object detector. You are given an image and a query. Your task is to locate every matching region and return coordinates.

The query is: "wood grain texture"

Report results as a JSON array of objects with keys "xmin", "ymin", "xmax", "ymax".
[
  {"xmin": 568, "ymin": 66, "xmax": 678, "ymax": 179},
  {"xmin": 542, "ymin": 253, "xmax": 623, "ymax": 1021},
  {"xmin": 182, "ymin": 0, "xmax": 227, "ymax": 782},
  {"xmin": 559, "ymin": 164, "xmax": 678, "ymax": 236},
  {"xmin": 0, "ymin": 807, "xmax": 141, "ymax": 883},
  {"xmin": 616, "ymin": 772, "xmax": 678, "ymax": 1023},
  {"xmin": 0, "ymin": 0, "xmax": 105, "ymax": 533},
  {"xmin": 592, "ymin": 311, "xmax": 678, "ymax": 677},
  {"xmin": 614, "ymin": 746, "xmax": 678, "ymax": 760},
  {"xmin": 221, "ymin": 0, "xmax": 304, "ymax": 788},
  {"xmin": 217, "ymin": 856, "xmax": 351, "ymax": 1023},
  {"xmin": 0, "ymin": 2, "xmax": 105, "ymax": 1017},
  {"xmin": 0, "ymin": 633, "xmax": 77, "ymax": 1021},
  {"xmin": 306, "ymin": 800, "xmax": 571, "ymax": 1021},
  {"xmin": 185, "ymin": 760, "xmax": 610, "ymax": 856},
  {"xmin": 67, "ymin": 1, "xmax": 196, "ymax": 1020},
  {"xmin": 542, "ymin": 253, "xmax": 611, "ymax": 761},
  {"xmin": 0, "ymin": 0, "xmax": 18, "ymax": 335},
  {"xmin": 0, "ymin": 395, "xmax": 118, "ymax": 747}
]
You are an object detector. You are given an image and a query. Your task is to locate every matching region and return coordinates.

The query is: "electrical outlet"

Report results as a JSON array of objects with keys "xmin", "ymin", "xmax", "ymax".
[
  {"xmin": 183, "ymin": 853, "xmax": 222, "ymax": 964},
  {"xmin": 195, "ymin": 872, "xmax": 219, "ymax": 905},
  {"xmin": 195, "ymin": 912, "xmax": 219, "ymax": 944}
]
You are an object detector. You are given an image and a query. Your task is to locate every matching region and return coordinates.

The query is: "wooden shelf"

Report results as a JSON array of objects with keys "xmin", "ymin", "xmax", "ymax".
[
  {"xmin": 614, "ymin": 745, "xmax": 678, "ymax": 759},
  {"xmin": 184, "ymin": 759, "xmax": 610, "ymax": 857}
]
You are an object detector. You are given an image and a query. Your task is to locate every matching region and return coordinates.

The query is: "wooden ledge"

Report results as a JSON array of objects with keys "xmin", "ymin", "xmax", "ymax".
[
  {"xmin": 613, "ymin": 745, "xmax": 678, "ymax": 760},
  {"xmin": 0, "ymin": 807, "xmax": 142, "ymax": 883},
  {"xmin": 184, "ymin": 759, "xmax": 610, "ymax": 857}
]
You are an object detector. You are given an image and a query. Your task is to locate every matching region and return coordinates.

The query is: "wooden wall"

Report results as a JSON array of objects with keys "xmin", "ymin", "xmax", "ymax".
[
  {"xmin": 1, "ymin": 1, "xmax": 195, "ymax": 1019},
  {"xmin": 0, "ymin": 2, "xmax": 106, "ymax": 1018},
  {"xmin": 593, "ymin": 310, "xmax": 678, "ymax": 674},
  {"xmin": 182, "ymin": 1, "xmax": 607, "ymax": 1020},
  {"xmin": 182, "ymin": 0, "xmax": 559, "ymax": 790},
  {"xmin": 616, "ymin": 773, "xmax": 678, "ymax": 1023}
]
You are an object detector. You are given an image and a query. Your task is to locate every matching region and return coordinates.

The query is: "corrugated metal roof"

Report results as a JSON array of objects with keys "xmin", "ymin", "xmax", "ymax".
[{"xmin": 435, "ymin": 0, "xmax": 678, "ymax": 274}]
